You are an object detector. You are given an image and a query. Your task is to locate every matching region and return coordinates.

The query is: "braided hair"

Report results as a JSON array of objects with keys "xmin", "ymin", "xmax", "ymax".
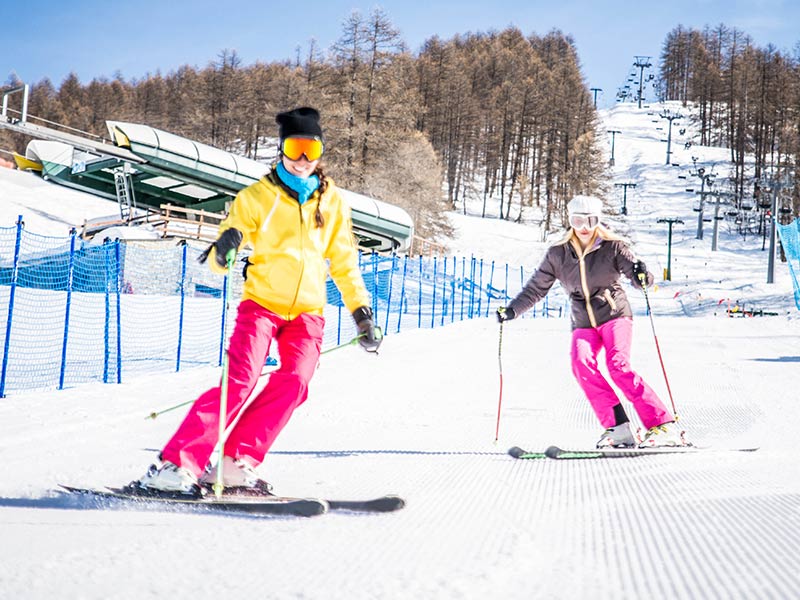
[
  {"xmin": 268, "ymin": 161, "xmax": 328, "ymax": 228},
  {"xmin": 312, "ymin": 164, "xmax": 328, "ymax": 228}
]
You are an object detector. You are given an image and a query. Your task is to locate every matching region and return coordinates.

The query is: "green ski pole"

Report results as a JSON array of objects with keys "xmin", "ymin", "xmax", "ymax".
[
  {"xmin": 213, "ymin": 249, "xmax": 237, "ymax": 499},
  {"xmin": 144, "ymin": 334, "xmax": 372, "ymax": 421}
]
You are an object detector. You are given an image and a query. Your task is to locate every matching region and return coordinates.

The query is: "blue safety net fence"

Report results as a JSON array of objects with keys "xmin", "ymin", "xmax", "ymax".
[
  {"xmin": 777, "ymin": 217, "xmax": 800, "ymax": 310},
  {"xmin": 0, "ymin": 220, "xmax": 567, "ymax": 396}
]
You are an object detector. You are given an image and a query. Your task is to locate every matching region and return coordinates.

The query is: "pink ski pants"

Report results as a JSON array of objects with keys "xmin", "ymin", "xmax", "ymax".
[
  {"xmin": 161, "ymin": 299, "xmax": 324, "ymax": 476},
  {"xmin": 570, "ymin": 317, "xmax": 670, "ymax": 429}
]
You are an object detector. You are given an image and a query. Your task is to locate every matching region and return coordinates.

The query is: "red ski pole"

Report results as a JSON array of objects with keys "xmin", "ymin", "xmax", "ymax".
[
  {"xmin": 639, "ymin": 273, "xmax": 679, "ymax": 419},
  {"xmin": 494, "ymin": 321, "xmax": 504, "ymax": 442}
]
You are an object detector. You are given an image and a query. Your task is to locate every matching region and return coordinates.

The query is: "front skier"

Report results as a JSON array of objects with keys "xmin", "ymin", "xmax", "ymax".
[
  {"xmin": 497, "ymin": 195, "xmax": 686, "ymax": 448},
  {"xmin": 137, "ymin": 106, "xmax": 381, "ymax": 495}
]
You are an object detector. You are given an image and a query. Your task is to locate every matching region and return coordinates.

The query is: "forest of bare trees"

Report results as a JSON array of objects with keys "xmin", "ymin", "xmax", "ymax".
[
  {"xmin": 2, "ymin": 11, "xmax": 605, "ymax": 242},
  {"xmin": 415, "ymin": 28, "xmax": 604, "ymax": 234},
  {"xmin": 659, "ymin": 24, "xmax": 799, "ymax": 215},
  {"xmin": 5, "ymin": 14, "xmax": 800, "ymax": 243}
]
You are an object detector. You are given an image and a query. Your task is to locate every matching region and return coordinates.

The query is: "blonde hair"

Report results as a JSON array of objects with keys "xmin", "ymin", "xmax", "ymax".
[{"xmin": 554, "ymin": 223, "xmax": 629, "ymax": 247}]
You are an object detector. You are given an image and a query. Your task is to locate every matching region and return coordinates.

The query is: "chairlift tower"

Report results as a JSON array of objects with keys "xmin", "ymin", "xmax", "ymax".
[
  {"xmin": 607, "ymin": 130, "xmax": 621, "ymax": 166},
  {"xmin": 614, "ymin": 182, "xmax": 636, "ymax": 215},
  {"xmin": 657, "ymin": 217, "xmax": 683, "ymax": 280},
  {"xmin": 764, "ymin": 172, "xmax": 795, "ymax": 283},
  {"xmin": 633, "ymin": 56, "xmax": 652, "ymax": 109},
  {"xmin": 590, "ymin": 88, "xmax": 602, "ymax": 108},
  {"xmin": 659, "ymin": 109, "xmax": 682, "ymax": 166},
  {"xmin": 690, "ymin": 167, "xmax": 715, "ymax": 240}
]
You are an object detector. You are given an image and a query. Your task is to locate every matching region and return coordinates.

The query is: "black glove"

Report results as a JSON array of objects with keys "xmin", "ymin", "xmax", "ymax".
[
  {"xmin": 496, "ymin": 306, "xmax": 516, "ymax": 323},
  {"xmin": 198, "ymin": 228, "xmax": 243, "ymax": 268},
  {"xmin": 632, "ymin": 260, "xmax": 654, "ymax": 288},
  {"xmin": 352, "ymin": 306, "xmax": 382, "ymax": 353}
]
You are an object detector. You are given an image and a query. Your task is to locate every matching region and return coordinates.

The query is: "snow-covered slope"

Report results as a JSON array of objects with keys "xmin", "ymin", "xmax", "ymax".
[
  {"xmin": 447, "ymin": 100, "xmax": 796, "ymax": 317},
  {"xmin": 0, "ymin": 103, "xmax": 798, "ymax": 600},
  {"xmin": 604, "ymin": 101, "xmax": 795, "ymax": 316},
  {"xmin": 0, "ymin": 167, "xmax": 120, "ymax": 236}
]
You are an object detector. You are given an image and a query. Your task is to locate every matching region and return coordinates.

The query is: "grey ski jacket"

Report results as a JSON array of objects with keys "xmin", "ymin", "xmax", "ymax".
[{"xmin": 507, "ymin": 226, "xmax": 651, "ymax": 330}]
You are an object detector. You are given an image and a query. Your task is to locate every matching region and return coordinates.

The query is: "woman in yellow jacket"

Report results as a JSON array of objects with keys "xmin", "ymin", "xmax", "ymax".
[{"xmin": 138, "ymin": 107, "xmax": 380, "ymax": 494}]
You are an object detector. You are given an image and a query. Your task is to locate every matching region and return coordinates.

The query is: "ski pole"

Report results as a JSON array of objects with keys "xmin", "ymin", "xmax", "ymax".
[
  {"xmin": 494, "ymin": 320, "xmax": 504, "ymax": 442},
  {"xmin": 321, "ymin": 331, "xmax": 368, "ymax": 354},
  {"xmin": 213, "ymin": 248, "xmax": 237, "ymax": 498},
  {"xmin": 144, "ymin": 332, "xmax": 372, "ymax": 420},
  {"xmin": 145, "ymin": 400, "xmax": 194, "ymax": 420},
  {"xmin": 206, "ymin": 329, "xmax": 379, "ymax": 469},
  {"xmin": 639, "ymin": 273, "xmax": 679, "ymax": 420}
]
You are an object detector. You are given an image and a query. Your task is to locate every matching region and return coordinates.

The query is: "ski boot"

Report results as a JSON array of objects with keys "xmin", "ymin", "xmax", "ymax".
[
  {"xmin": 638, "ymin": 422, "xmax": 687, "ymax": 447},
  {"xmin": 201, "ymin": 456, "xmax": 273, "ymax": 496},
  {"xmin": 596, "ymin": 423, "xmax": 637, "ymax": 448}
]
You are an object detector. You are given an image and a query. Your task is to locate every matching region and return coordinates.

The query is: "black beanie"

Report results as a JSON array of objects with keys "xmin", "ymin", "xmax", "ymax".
[{"xmin": 275, "ymin": 107, "xmax": 323, "ymax": 140}]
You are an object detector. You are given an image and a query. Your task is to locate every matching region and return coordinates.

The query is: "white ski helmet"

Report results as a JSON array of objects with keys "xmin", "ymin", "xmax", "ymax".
[{"xmin": 567, "ymin": 195, "xmax": 603, "ymax": 217}]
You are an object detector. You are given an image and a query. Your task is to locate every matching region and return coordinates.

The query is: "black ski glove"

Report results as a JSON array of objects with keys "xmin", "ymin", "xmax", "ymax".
[
  {"xmin": 198, "ymin": 228, "xmax": 243, "ymax": 268},
  {"xmin": 352, "ymin": 306, "xmax": 382, "ymax": 353},
  {"xmin": 632, "ymin": 260, "xmax": 654, "ymax": 288},
  {"xmin": 496, "ymin": 306, "xmax": 516, "ymax": 323}
]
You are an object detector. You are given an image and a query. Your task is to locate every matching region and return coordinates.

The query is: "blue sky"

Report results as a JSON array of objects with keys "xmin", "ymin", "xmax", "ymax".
[{"xmin": 4, "ymin": 0, "xmax": 799, "ymax": 109}]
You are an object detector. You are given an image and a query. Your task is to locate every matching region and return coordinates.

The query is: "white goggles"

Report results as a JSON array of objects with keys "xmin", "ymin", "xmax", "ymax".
[{"xmin": 569, "ymin": 214, "xmax": 599, "ymax": 229}]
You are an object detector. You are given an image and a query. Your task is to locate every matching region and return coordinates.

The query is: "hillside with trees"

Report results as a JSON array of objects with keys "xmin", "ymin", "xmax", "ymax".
[
  {"xmin": 0, "ymin": 10, "xmax": 604, "ymax": 245},
  {"xmin": 7, "ymin": 14, "xmax": 798, "ymax": 243},
  {"xmin": 659, "ymin": 24, "xmax": 799, "ymax": 216}
]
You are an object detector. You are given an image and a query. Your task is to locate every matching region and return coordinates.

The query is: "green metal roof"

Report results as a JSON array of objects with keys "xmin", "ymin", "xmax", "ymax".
[
  {"xmin": 20, "ymin": 122, "xmax": 415, "ymax": 252},
  {"xmin": 106, "ymin": 123, "xmax": 416, "ymax": 246}
]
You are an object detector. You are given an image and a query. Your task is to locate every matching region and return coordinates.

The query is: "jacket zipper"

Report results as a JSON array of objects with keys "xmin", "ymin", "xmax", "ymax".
[
  {"xmin": 287, "ymin": 200, "xmax": 306, "ymax": 319},
  {"xmin": 572, "ymin": 238, "xmax": 598, "ymax": 328}
]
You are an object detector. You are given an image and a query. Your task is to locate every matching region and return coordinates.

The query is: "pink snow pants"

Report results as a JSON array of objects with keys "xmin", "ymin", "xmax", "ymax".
[
  {"xmin": 570, "ymin": 317, "xmax": 670, "ymax": 429},
  {"xmin": 161, "ymin": 300, "xmax": 324, "ymax": 476}
]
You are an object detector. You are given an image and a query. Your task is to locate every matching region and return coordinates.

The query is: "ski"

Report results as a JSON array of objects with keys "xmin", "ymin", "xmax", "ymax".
[
  {"xmin": 508, "ymin": 446, "xmax": 547, "ymax": 459},
  {"xmin": 509, "ymin": 445, "xmax": 759, "ymax": 460},
  {"xmin": 60, "ymin": 484, "xmax": 405, "ymax": 515},
  {"xmin": 59, "ymin": 485, "xmax": 328, "ymax": 517},
  {"xmin": 327, "ymin": 496, "xmax": 405, "ymax": 512},
  {"xmin": 200, "ymin": 484, "xmax": 405, "ymax": 513}
]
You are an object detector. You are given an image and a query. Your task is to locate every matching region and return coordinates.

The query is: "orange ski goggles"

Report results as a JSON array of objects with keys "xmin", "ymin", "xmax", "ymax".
[{"xmin": 281, "ymin": 136, "xmax": 324, "ymax": 161}]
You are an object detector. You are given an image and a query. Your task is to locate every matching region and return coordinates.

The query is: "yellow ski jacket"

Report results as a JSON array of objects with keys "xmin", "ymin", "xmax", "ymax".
[{"xmin": 209, "ymin": 169, "xmax": 370, "ymax": 320}]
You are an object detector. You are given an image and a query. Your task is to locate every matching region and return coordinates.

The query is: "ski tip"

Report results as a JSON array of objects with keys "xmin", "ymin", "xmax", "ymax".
[
  {"xmin": 296, "ymin": 500, "xmax": 329, "ymax": 517},
  {"xmin": 382, "ymin": 495, "xmax": 406, "ymax": 511},
  {"xmin": 322, "ymin": 495, "xmax": 406, "ymax": 513},
  {"xmin": 364, "ymin": 495, "xmax": 406, "ymax": 512},
  {"xmin": 508, "ymin": 446, "xmax": 551, "ymax": 459},
  {"xmin": 508, "ymin": 446, "xmax": 527, "ymax": 458},
  {"xmin": 544, "ymin": 445, "xmax": 563, "ymax": 459}
]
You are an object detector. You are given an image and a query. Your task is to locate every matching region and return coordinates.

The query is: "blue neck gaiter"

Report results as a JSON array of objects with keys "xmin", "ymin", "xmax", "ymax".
[{"xmin": 276, "ymin": 162, "xmax": 320, "ymax": 205}]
